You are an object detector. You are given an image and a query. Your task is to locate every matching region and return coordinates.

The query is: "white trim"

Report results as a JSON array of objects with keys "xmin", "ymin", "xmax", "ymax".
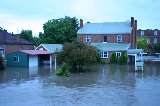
[
  {"xmin": 14, "ymin": 56, "xmax": 19, "ymax": 62},
  {"xmin": 117, "ymin": 35, "xmax": 122, "ymax": 43},
  {"xmin": 35, "ymin": 44, "xmax": 50, "ymax": 51},
  {"xmin": 86, "ymin": 36, "xmax": 91, "ymax": 42},
  {"xmin": 116, "ymin": 52, "xmax": 121, "ymax": 58},
  {"xmin": 100, "ymin": 51, "xmax": 108, "ymax": 58}
]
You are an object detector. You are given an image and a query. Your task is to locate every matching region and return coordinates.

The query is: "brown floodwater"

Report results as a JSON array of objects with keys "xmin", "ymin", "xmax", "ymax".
[{"xmin": 0, "ymin": 62, "xmax": 160, "ymax": 106}]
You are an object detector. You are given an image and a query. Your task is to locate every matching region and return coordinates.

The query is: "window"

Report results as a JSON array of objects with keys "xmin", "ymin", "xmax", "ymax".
[
  {"xmin": 117, "ymin": 35, "xmax": 122, "ymax": 43},
  {"xmin": 14, "ymin": 56, "xmax": 19, "ymax": 62},
  {"xmin": 39, "ymin": 48, "xmax": 43, "ymax": 50},
  {"xmin": 154, "ymin": 38, "xmax": 157, "ymax": 43},
  {"xmin": 103, "ymin": 36, "xmax": 107, "ymax": 42},
  {"xmin": 86, "ymin": 36, "xmax": 91, "ymax": 42},
  {"xmin": 100, "ymin": 51, "xmax": 108, "ymax": 58},
  {"xmin": 116, "ymin": 52, "xmax": 121, "ymax": 58},
  {"xmin": 141, "ymin": 31, "xmax": 144, "ymax": 36},
  {"xmin": 147, "ymin": 38, "xmax": 150, "ymax": 44},
  {"xmin": 154, "ymin": 31, "xmax": 157, "ymax": 35}
]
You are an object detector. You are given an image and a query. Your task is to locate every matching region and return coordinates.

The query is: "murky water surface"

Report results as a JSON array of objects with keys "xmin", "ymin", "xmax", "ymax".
[{"xmin": 0, "ymin": 62, "xmax": 160, "ymax": 106}]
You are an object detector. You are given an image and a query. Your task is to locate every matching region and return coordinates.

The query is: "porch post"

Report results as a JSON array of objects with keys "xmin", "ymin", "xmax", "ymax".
[
  {"xmin": 54, "ymin": 53, "xmax": 57, "ymax": 70},
  {"xmin": 50, "ymin": 54, "xmax": 52, "ymax": 69}
]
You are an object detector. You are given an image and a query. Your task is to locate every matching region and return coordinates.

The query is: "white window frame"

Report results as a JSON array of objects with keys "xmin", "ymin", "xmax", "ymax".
[
  {"xmin": 14, "ymin": 56, "xmax": 19, "ymax": 62},
  {"xmin": 154, "ymin": 38, "xmax": 157, "ymax": 43},
  {"xmin": 147, "ymin": 38, "xmax": 150, "ymax": 44},
  {"xmin": 154, "ymin": 31, "xmax": 157, "ymax": 36},
  {"xmin": 141, "ymin": 31, "xmax": 144, "ymax": 36},
  {"xmin": 86, "ymin": 36, "xmax": 91, "ymax": 42},
  {"xmin": 117, "ymin": 35, "xmax": 122, "ymax": 43},
  {"xmin": 39, "ymin": 47, "xmax": 43, "ymax": 50},
  {"xmin": 116, "ymin": 52, "xmax": 121, "ymax": 58},
  {"xmin": 100, "ymin": 51, "xmax": 108, "ymax": 58}
]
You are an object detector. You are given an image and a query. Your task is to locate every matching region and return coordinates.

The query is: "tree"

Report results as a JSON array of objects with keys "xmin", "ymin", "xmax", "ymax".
[
  {"xmin": 43, "ymin": 16, "xmax": 79, "ymax": 44},
  {"xmin": 137, "ymin": 37, "xmax": 148, "ymax": 51},
  {"xmin": 110, "ymin": 52, "xmax": 118, "ymax": 64},
  {"xmin": 118, "ymin": 52, "xmax": 128, "ymax": 64},
  {"xmin": 20, "ymin": 30, "xmax": 33, "ymax": 42},
  {"xmin": 57, "ymin": 40, "xmax": 99, "ymax": 71},
  {"xmin": 154, "ymin": 43, "xmax": 160, "ymax": 52}
]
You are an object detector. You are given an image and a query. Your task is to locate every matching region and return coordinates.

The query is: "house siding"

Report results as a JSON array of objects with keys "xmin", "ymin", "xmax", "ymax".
[
  {"xmin": 77, "ymin": 34, "xmax": 131, "ymax": 44},
  {"xmin": 6, "ymin": 52, "xmax": 29, "ymax": 67}
]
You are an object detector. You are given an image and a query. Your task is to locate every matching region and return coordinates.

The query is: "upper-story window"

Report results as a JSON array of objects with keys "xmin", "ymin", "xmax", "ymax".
[
  {"xmin": 141, "ymin": 31, "xmax": 144, "ymax": 36},
  {"xmin": 103, "ymin": 36, "xmax": 107, "ymax": 42},
  {"xmin": 154, "ymin": 30, "xmax": 158, "ymax": 36},
  {"xmin": 117, "ymin": 35, "xmax": 122, "ymax": 43},
  {"xmin": 154, "ymin": 38, "xmax": 157, "ymax": 43},
  {"xmin": 86, "ymin": 36, "xmax": 91, "ymax": 42},
  {"xmin": 147, "ymin": 38, "xmax": 150, "ymax": 44}
]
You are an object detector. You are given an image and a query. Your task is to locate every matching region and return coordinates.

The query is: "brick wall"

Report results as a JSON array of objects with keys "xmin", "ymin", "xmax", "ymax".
[
  {"xmin": 5, "ymin": 44, "xmax": 34, "ymax": 54},
  {"xmin": 77, "ymin": 34, "xmax": 131, "ymax": 43}
]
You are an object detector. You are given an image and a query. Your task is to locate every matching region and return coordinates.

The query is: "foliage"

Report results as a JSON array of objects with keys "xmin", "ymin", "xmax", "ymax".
[
  {"xmin": 99, "ymin": 59, "xmax": 106, "ymax": 64},
  {"xmin": 56, "ymin": 63, "xmax": 70, "ymax": 77},
  {"xmin": 43, "ymin": 16, "xmax": 79, "ymax": 44},
  {"xmin": 118, "ymin": 52, "xmax": 128, "ymax": 64},
  {"xmin": 110, "ymin": 52, "xmax": 118, "ymax": 64},
  {"xmin": 153, "ymin": 43, "xmax": 160, "ymax": 52},
  {"xmin": 57, "ymin": 40, "xmax": 99, "ymax": 71},
  {"xmin": 20, "ymin": 30, "xmax": 33, "ymax": 42},
  {"xmin": 0, "ymin": 54, "xmax": 5, "ymax": 70},
  {"xmin": 137, "ymin": 37, "xmax": 148, "ymax": 51}
]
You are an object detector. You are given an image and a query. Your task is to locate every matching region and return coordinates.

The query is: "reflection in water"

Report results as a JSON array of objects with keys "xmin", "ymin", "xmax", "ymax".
[{"xmin": 0, "ymin": 62, "xmax": 160, "ymax": 106}]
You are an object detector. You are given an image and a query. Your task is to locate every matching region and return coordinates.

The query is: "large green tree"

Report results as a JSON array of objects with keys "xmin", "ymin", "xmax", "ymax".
[
  {"xmin": 57, "ymin": 40, "xmax": 99, "ymax": 71},
  {"xmin": 137, "ymin": 37, "xmax": 148, "ymax": 51},
  {"xmin": 43, "ymin": 16, "xmax": 79, "ymax": 44},
  {"xmin": 20, "ymin": 30, "xmax": 33, "ymax": 42}
]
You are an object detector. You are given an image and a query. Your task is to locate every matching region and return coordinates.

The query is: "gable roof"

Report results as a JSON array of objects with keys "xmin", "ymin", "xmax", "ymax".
[
  {"xmin": 0, "ymin": 30, "xmax": 34, "ymax": 45},
  {"xmin": 19, "ymin": 50, "xmax": 52, "ymax": 55},
  {"xmin": 91, "ymin": 43, "xmax": 130, "ymax": 51},
  {"xmin": 35, "ymin": 44, "xmax": 63, "ymax": 52},
  {"xmin": 77, "ymin": 22, "xmax": 131, "ymax": 35}
]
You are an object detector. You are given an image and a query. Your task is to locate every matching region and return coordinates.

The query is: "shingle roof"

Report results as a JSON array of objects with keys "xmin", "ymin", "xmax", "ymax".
[
  {"xmin": 0, "ymin": 30, "xmax": 34, "ymax": 45},
  {"xmin": 77, "ymin": 22, "xmax": 131, "ymax": 35},
  {"xmin": 91, "ymin": 43, "xmax": 130, "ymax": 51},
  {"xmin": 37, "ymin": 44, "xmax": 63, "ymax": 52},
  {"xmin": 19, "ymin": 50, "xmax": 52, "ymax": 55}
]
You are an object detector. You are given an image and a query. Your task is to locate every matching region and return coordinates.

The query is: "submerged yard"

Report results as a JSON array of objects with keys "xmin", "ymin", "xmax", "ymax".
[{"xmin": 0, "ymin": 62, "xmax": 160, "ymax": 106}]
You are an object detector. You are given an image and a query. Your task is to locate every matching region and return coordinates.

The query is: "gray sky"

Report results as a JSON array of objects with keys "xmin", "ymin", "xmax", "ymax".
[{"xmin": 0, "ymin": 0, "xmax": 160, "ymax": 35}]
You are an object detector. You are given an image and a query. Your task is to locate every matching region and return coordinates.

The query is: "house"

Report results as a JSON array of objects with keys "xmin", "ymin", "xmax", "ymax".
[
  {"xmin": 0, "ymin": 30, "xmax": 34, "ymax": 58},
  {"xmin": 137, "ymin": 29, "xmax": 160, "ymax": 53},
  {"xmin": 35, "ymin": 44, "xmax": 63, "ymax": 63},
  {"xmin": 6, "ymin": 50, "xmax": 52, "ymax": 67},
  {"xmin": 77, "ymin": 17, "xmax": 143, "ymax": 64}
]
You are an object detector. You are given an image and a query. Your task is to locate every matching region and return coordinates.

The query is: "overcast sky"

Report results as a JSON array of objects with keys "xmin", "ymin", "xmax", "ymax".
[{"xmin": 0, "ymin": 0, "xmax": 160, "ymax": 36}]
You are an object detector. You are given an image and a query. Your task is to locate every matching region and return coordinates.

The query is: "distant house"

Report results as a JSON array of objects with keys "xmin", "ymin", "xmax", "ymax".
[
  {"xmin": 35, "ymin": 44, "xmax": 63, "ymax": 63},
  {"xmin": 77, "ymin": 17, "xmax": 143, "ymax": 63},
  {"xmin": 0, "ymin": 30, "xmax": 34, "ymax": 58},
  {"xmin": 137, "ymin": 29, "xmax": 160, "ymax": 53},
  {"xmin": 6, "ymin": 50, "xmax": 52, "ymax": 67}
]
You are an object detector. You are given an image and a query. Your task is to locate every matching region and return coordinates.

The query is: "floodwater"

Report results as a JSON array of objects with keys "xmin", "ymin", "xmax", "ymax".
[{"xmin": 0, "ymin": 62, "xmax": 160, "ymax": 106}]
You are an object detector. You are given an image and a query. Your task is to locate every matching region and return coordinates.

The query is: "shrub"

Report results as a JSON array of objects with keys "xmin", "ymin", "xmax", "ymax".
[
  {"xmin": 110, "ymin": 52, "xmax": 118, "ymax": 64},
  {"xmin": 118, "ymin": 52, "xmax": 128, "ymax": 64},
  {"xmin": 56, "ymin": 63, "xmax": 70, "ymax": 77},
  {"xmin": 0, "ymin": 55, "xmax": 5, "ymax": 70}
]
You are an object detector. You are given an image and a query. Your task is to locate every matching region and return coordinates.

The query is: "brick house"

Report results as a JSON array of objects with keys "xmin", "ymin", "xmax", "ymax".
[
  {"xmin": 0, "ymin": 30, "xmax": 34, "ymax": 58},
  {"xmin": 77, "ymin": 17, "xmax": 140, "ymax": 63},
  {"xmin": 137, "ymin": 29, "xmax": 160, "ymax": 52}
]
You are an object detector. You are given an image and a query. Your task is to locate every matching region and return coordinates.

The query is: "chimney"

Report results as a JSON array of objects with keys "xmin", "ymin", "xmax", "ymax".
[
  {"xmin": 15, "ymin": 35, "xmax": 20, "ymax": 43},
  {"xmin": 131, "ymin": 17, "xmax": 134, "ymax": 27},
  {"xmin": 80, "ymin": 19, "xmax": 83, "ymax": 28},
  {"xmin": 134, "ymin": 20, "xmax": 137, "ymax": 49}
]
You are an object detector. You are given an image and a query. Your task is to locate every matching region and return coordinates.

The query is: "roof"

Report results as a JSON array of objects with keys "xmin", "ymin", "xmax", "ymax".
[
  {"xmin": 19, "ymin": 50, "xmax": 52, "ymax": 55},
  {"xmin": 127, "ymin": 49, "xmax": 143, "ymax": 54},
  {"xmin": 91, "ymin": 43, "xmax": 130, "ymax": 51},
  {"xmin": 0, "ymin": 47, "xmax": 3, "ymax": 49},
  {"xmin": 77, "ymin": 22, "xmax": 131, "ymax": 35},
  {"xmin": 0, "ymin": 30, "xmax": 34, "ymax": 45},
  {"xmin": 36, "ymin": 44, "xmax": 63, "ymax": 52}
]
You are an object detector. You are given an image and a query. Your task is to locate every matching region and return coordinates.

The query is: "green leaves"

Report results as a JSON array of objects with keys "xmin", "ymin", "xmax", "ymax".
[
  {"xmin": 20, "ymin": 30, "xmax": 33, "ymax": 42},
  {"xmin": 137, "ymin": 37, "xmax": 148, "ymax": 51},
  {"xmin": 43, "ymin": 16, "xmax": 79, "ymax": 44}
]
